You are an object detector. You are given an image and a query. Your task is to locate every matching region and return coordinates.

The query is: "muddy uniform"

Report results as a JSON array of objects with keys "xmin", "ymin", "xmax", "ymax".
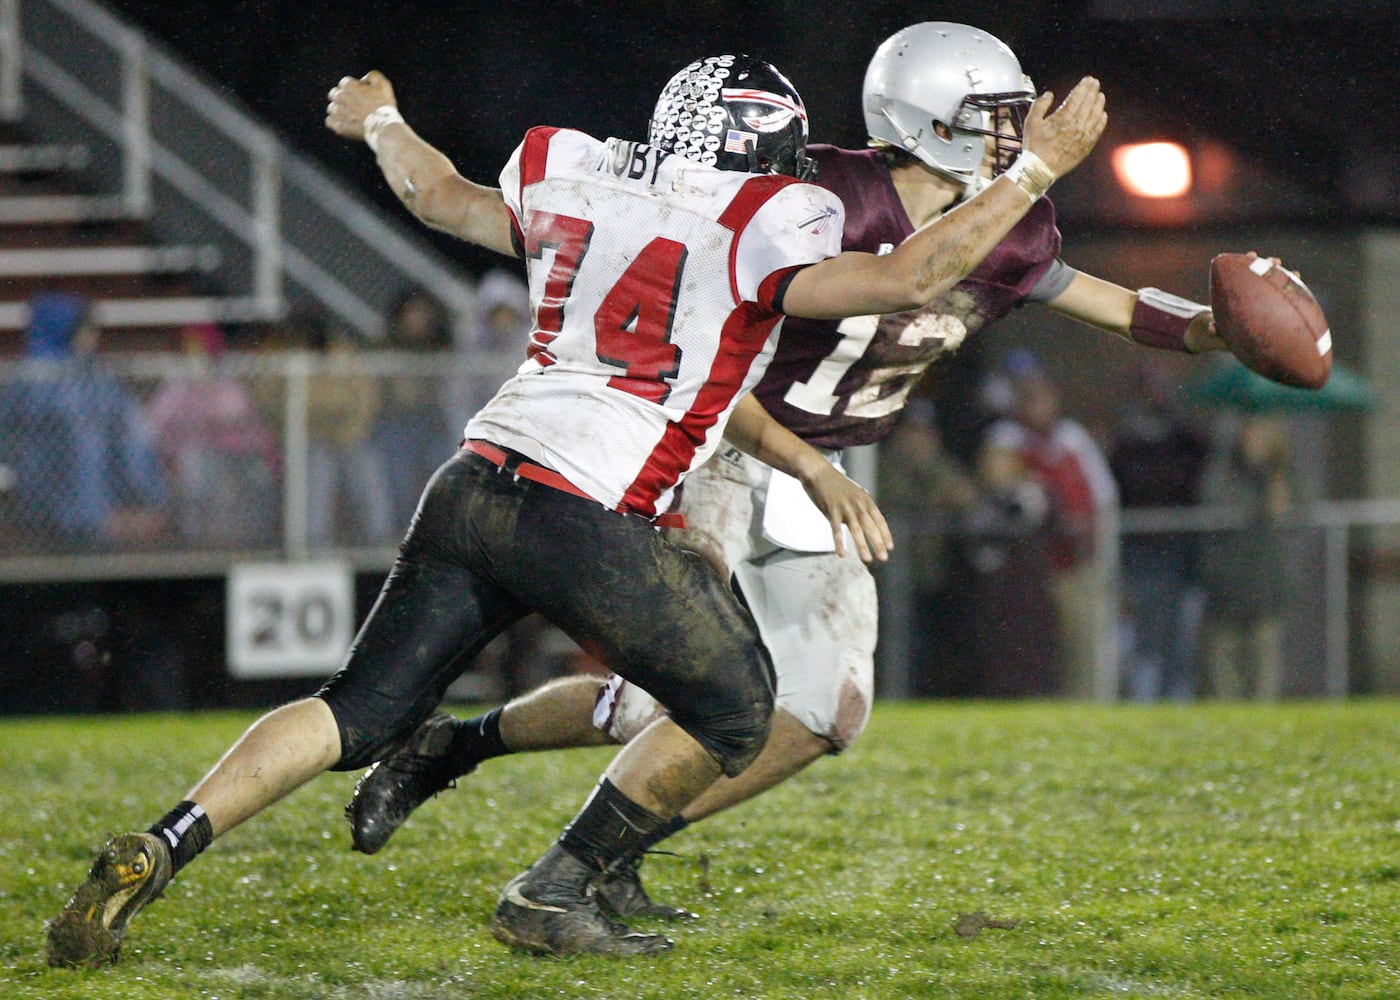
[
  {"xmin": 320, "ymin": 127, "xmax": 843, "ymax": 776},
  {"xmin": 599, "ymin": 144, "xmax": 1073, "ymax": 750}
]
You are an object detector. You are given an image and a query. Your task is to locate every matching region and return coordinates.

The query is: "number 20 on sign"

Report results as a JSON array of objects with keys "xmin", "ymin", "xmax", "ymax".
[{"xmin": 227, "ymin": 561, "xmax": 354, "ymax": 679}]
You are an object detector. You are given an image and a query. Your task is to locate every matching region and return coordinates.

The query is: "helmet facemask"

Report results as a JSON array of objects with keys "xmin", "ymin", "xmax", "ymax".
[{"xmin": 956, "ymin": 90, "xmax": 1034, "ymax": 177}]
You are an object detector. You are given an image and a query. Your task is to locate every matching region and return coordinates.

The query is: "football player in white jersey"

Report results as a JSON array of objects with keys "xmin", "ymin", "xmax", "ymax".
[
  {"xmin": 48, "ymin": 53, "xmax": 1105, "ymax": 964},
  {"xmin": 346, "ymin": 26, "xmax": 1231, "ymax": 922}
]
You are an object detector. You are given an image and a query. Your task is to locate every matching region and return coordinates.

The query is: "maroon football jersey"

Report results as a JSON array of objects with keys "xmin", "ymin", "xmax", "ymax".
[{"xmin": 755, "ymin": 144, "xmax": 1063, "ymax": 449}]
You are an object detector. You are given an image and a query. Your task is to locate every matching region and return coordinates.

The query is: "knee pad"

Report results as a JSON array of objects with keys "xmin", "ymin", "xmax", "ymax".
[
  {"xmin": 316, "ymin": 683, "xmax": 438, "ymax": 772},
  {"xmin": 681, "ymin": 675, "xmax": 772, "ymax": 777},
  {"xmin": 597, "ymin": 650, "xmax": 774, "ymax": 779}
]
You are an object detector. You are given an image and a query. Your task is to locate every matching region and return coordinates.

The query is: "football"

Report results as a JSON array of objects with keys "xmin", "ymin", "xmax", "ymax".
[{"xmin": 1210, "ymin": 252, "xmax": 1332, "ymax": 389}]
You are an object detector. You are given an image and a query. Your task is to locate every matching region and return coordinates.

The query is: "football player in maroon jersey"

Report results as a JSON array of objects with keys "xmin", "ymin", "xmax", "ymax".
[
  {"xmin": 342, "ymin": 23, "xmax": 1225, "ymax": 923},
  {"xmin": 49, "ymin": 46, "xmax": 1106, "ymax": 964}
]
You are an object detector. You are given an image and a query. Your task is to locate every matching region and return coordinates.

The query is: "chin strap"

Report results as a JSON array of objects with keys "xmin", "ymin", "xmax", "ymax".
[
  {"xmin": 1131, "ymin": 287, "xmax": 1211, "ymax": 352},
  {"xmin": 963, "ymin": 172, "xmax": 993, "ymax": 199}
]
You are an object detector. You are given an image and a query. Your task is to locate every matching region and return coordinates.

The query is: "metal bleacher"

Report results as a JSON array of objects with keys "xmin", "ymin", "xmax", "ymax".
[
  {"xmin": 0, "ymin": 0, "xmax": 502, "ymax": 585},
  {"xmin": 0, "ymin": 0, "xmax": 477, "ymax": 347}
]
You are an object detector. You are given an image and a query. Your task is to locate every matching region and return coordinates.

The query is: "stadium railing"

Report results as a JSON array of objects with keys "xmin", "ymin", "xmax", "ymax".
[
  {"xmin": 0, "ymin": 0, "xmax": 476, "ymax": 339},
  {"xmin": 0, "ymin": 351, "xmax": 1393, "ymax": 701},
  {"xmin": 0, "ymin": 349, "xmax": 519, "ymax": 575}
]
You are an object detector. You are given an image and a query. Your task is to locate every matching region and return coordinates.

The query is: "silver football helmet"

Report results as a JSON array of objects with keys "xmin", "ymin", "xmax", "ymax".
[{"xmin": 862, "ymin": 22, "xmax": 1035, "ymax": 194}]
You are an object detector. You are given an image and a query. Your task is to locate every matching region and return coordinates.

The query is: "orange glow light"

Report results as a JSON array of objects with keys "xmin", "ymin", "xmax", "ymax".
[{"xmin": 1112, "ymin": 142, "xmax": 1192, "ymax": 198}]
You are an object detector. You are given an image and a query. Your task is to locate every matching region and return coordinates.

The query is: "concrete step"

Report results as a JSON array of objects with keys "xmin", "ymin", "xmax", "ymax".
[
  {"xmin": 0, "ymin": 271, "xmax": 203, "ymax": 301},
  {"xmin": 1, "ymin": 218, "xmax": 161, "ymax": 249},
  {"xmin": 0, "ymin": 244, "xmax": 221, "ymax": 277},
  {"xmin": 0, "ymin": 193, "xmax": 130, "ymax": 225},
  {"xmin": 0, "ymin": 143, "xmax": 90, "ymax": 174},
  {"xmin": 0, "ymin": 295, "xmax": 278, "ymax": 332}
]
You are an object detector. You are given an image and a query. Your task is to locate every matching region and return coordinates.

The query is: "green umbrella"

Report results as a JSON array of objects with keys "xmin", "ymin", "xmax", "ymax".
[{"xmin": 1183, "ymin": 356, "xmax": 1376, "ymax": 413}]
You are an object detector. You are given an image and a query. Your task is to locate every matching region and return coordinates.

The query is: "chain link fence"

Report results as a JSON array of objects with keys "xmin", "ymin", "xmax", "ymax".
[{"xmin": 0, "ymin": 348, "xmax": 520, "ymax": 573}]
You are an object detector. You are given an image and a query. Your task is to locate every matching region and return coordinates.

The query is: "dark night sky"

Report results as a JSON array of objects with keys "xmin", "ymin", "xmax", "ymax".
[{"xmin": 109, "ymin": 1, "xmax": 1400, "ymax": 272}]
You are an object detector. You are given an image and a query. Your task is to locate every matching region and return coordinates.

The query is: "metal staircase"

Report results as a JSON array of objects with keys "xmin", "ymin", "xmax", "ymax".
[
  {"xmin": 0, "ymin": 0, "xmax": 476, "ymax": 347},
  {"xmin": 0, "ymin": 129, "xmax": 223, "ymax": 348}
]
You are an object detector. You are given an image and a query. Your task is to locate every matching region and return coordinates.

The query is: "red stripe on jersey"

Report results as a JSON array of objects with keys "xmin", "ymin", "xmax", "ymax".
[
  {"xmin": 716, "ymin": 174, "xmax": 799, "ymax": 303},
  {"xmin": 619, "ymin": 301, "xmax": 784, "ymax": 516},
  {"xmin": 518, "ymin": 126, "xmax": 560, "ymax": 191},
  {"xmin": 510, "ymin": 126, "xmax": 562, "ymax": 246}
]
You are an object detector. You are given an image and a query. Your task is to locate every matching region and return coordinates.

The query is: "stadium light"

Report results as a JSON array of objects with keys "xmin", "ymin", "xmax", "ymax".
[{"xmin": 1112, "ymin": 142, "xmax": 1192, "ymax": 198}]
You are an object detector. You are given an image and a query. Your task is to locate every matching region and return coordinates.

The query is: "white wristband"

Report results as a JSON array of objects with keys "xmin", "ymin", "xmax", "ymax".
[
  {"xmin": 363, "ymin": 105, "xmax": 405, "ymax": 154},
  {"xmin": 1002, "ymin": 150, "xmax": 1056, "ymax": 204}
]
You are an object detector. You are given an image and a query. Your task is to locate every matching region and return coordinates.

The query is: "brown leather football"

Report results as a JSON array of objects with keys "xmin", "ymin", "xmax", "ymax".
[{"xmin": 1210, "ymin": 252, "xmax": 1332, "ymax": 389}]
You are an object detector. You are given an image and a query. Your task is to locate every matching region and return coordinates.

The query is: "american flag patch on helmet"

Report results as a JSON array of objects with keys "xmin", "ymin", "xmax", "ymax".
[{"xmin": 724, "ymin": 129, "xmax": 757, "ymax": 155}]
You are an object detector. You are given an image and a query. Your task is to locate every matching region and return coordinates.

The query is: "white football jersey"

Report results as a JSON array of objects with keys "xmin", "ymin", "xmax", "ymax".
[{"xmin": 464, "ymin": 126, "xmax": 844, "ymax": 518}]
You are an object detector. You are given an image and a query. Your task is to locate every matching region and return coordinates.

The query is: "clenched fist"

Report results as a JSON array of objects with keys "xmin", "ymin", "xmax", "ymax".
[{"xmin": 326, "ymin": 70, "xmax": 398, "ymax": 142}]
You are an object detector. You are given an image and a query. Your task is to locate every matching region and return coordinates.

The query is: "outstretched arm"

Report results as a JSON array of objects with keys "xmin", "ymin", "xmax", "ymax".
[
  {"xmin": 783, "ymin": 77, "xmax": 1108, "ymax": 320},
  {"xmin": 326, "ymin": 71, "xmax": 518, "ymax": 256},
  {"xmin": 1046, "ymin": 271, "xmax": 1225, "ymax": 353},
  {"xmin": 724, "ymin": 395, "xmax": 892, "ymax": 562}
]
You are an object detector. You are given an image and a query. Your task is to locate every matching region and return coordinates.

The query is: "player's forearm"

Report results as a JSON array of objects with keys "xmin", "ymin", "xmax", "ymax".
[
  {"xmin": 326, "ymin": 72, "xmax": 516, "ymax": 256},
  {"xmin": 884, "ymin": 173, "xmax": 1042, "ymax": 307},
  {"xmin": 1047, "ymin": 271, "xmax": 1225, "ymax": 353},
  {"xmin": 724, "ymin": 395, "xmax": 828, "ymax": 484},
  {"xmin": 371, "ymin": 120, "xmax": 456, "ymax": 215},
  {"xmin": 724, "ymin": 395, "xmax": 891, "ymax": 562},
  {"xmin": 1046, "ymin": 272, "xmax": 1137, "ymax": 338},
  {"xmin": 372, "ymin": 125, "xmax": 516, "ymax": 254},
  {"xmin": 784, "ymin": 169, "xmax": 1044, "ymax": 319}
]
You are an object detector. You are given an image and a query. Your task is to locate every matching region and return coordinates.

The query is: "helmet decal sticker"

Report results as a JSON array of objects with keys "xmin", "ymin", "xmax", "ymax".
[
  {"xmin": 649, "ymin": 55, "xmax": 814, "ymax": 178},
  {"xmin": 721, "ymin": 89, "xmax": 808, "ymax": 132},
  {"xmin": 724, "ymin": 129, "xmax": 759, "ymax": 155}
]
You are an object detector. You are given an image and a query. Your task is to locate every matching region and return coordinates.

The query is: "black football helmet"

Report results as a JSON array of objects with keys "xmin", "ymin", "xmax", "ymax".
[{"xmin": 649, "ymin": 55, "xmax": 816, "ymax": 180}]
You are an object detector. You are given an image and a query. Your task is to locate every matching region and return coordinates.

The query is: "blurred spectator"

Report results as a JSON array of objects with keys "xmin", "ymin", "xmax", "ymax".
[
  {"xmin": 245, "ymin": 308, "xmax": 317, "ymax": 438},
  {"xmin": 876, "ymin": 399, "xmax": 977, "ymax": 696},
  {"xmin": 0, "ymin": 294, "xmax": 188, "ymax": 711},
  {"xmin": 446, "ymin": 268, "xmax": 532, "ymax": 424},
  {"xmin": 954, "ymin": 426, "xmax": 1061, "ymax": 696},
  {"xmin": 0, "ymin": 292, "xmax": 168, "ymax": 551},
  {"xmin": 981, "ymin": 349, "xmax": 1118, "ymax": 698},
  {"xmin": 471, "ymin": 268, "xmax": 532, "ymax": 355},
  {"xmin": 146, "ymin": 323, "xmax": 281, "ymax": 548},
  {"xmin": 1197, "ymin": 414, "xmax": 1293, "ymax": 700},
  {"xmin": 374, "ymin": 288, "xmax": 455, "ymax": 527},
  {"xmin": 1108, "ymin": 364, "xmax": 1210, "ymax": 701},
  {"xmin": 305, "ymin": 316, "xmax": 395, "ymax": 548}
]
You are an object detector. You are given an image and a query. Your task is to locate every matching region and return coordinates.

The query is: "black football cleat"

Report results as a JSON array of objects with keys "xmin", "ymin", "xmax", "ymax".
[
  {"xmin": 595, "ymin": 854, "xmax": 695, "ymax": 922},
  {"xmin": 490, "ymin": 845, "xmax": 673, "ymax": 956},
  {"xmin": 346, "ymin": 711, "xmax": 467, "ymax": 854}
]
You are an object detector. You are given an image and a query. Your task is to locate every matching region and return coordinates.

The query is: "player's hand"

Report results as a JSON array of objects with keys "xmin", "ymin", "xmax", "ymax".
[
  {"xmin": 1021, "ymin": 76, "xmax": 1107, "ymax": 180},
  {"xmin": 800, "ymin": 463, "xmax": 893, "ymax": 563},
  {"xmin": 326, "ymin": 70, "xmax": 398, "ymax": 142},
  {"xmin": 1184, "ymin": 310, "xmax": 1226, "ymax": 353},
  {"xmin": 1187, "ymin": 250, "xmax": 1294, "ymax": 354}
]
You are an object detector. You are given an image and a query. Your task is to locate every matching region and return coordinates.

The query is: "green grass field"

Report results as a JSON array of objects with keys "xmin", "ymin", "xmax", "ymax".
[{"xmin": 2, "ymin": 700, "xmax": 1398, "ymax": 999}]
